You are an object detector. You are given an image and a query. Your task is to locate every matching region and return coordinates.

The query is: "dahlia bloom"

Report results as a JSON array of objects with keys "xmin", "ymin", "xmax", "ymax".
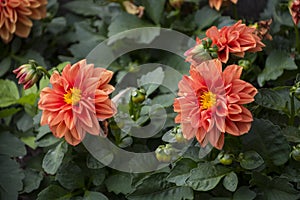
[
  {"xmin": 209, "ymin": 0, "xmax": 238, "ymax": 11},
  {"xmin": 290, "ymin": 0, "xmax": 300, "ymax": 25},
  {"xmin": 0, "ymin": 0, "xmax": 47, "ymax": 43},
  {"xmin": 38, "ymin": 60, "xmax": 116, "ymax": 146},
  {"xmin": 13, "ymin": 62, "xmax": 42, "ymax": 89},
  {"xmin": 122, "ymin": 1, "xmax": 144, "ymax": 18},
  {"xmin": 173, "ymin": 59, "xmax": 257, "ymax": 149}
]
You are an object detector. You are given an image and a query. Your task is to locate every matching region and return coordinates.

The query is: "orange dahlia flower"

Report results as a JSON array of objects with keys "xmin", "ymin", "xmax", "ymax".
[
  {"xmin": 0, "ymin": 0, "xmax": 47, "ymax": 43},
  {"xmin": 38, "ymin": 60, "xmax": 117, "ymax": 146},
  {"xmin": 173, "ymin": 59, "xmax": 257, "ymax": 149},
  {"xmin": 290, "ymin": 0, "xmax": 300, "ymax": 25},
  {"xmin": 206, "ymin": 20, "xmax": 264, "ymax": 63},
  {"xmin": 209, "ymin": 0, "xmax": 238, "ymax": 11}
]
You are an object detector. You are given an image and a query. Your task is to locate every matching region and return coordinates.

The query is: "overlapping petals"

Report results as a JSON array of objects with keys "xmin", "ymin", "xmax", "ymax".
[
  {"xmin": 0, "ymin": 0, "xmax": 47, "ymax": 43},
  {"xmin": 290, "ymin": 0, "xmax": 300, "ymax": 25},
  {"xmin": 209, "ymin": 0, "xmax": 238, "ymax": 11},
  {"xmin": 173, "ymin": 59, "xmax": 257, "ymax": 149},
  {"xmin": 38, "ymin": 59, "xmax": 117, "ymax": 146}
]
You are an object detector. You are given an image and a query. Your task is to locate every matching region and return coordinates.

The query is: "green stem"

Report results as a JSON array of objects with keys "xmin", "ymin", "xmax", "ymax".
[
  {"xmin": 10, "ymin": 54, "xmax": 24, "ymax": 63},
  {"xmin": 289, "ymin": 95, "xmax": 295, "ymax": 126},
  {"xmin": 36, "ymin": 66, "xmax": 51, "ymax": 79},
  {"xmin": 295, "ymin": 24, "xmax": 300, "ymax": 54}
]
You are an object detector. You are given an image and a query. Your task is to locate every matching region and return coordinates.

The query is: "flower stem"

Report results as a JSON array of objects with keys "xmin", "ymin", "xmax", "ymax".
[
  {"xmin": 288, "ymin": 94, "xmax": 295, "ymax": 126},
  {"xmin": 36, "ymin": 66, "xmax": 51, "ymax": 79},
  {"xmin": 295, "ymin": 24, "xmax": 300, "ymax": 54}
]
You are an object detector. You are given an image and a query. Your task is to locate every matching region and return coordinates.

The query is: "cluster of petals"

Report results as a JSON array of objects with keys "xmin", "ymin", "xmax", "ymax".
[
  {"xmin": 13, "ymin": 63, "xmax": 41, "ymax": 89},
  {"xmin": 206, "ymin": 20, "xmax": 265, "ymax": 63},
  {"xmin": 0, "ymin": 0, "xmax": 47, "ymax": 43},
  {"xmin": 209, "ymin": 0, "xmax": 238, "ymax": 11},
  {"xmin": 290, "ymin": 0, "xmax": 300, "ymax": 25},
  {"xmin": 173, "ymin": 59, "xmax": 257, "ymax": 149},
  {"xmin": 38, "ymin": 59, "xmax": 116, "ymax": 146}
]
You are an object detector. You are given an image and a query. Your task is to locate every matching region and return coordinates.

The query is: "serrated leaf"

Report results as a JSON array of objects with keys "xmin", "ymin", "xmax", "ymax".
[
  {"xmin": 0, "ymin": 155, "xmax": 25, "ymax": 200},
  {"xmin": 56, "ymin": 162, "xmax": 85, "ymax": 190},
  {"xmin": 84, "ymin": 191, "xmax": 108, "ymax": 200},
  {"xmin": 21, "ymin": 168, "xmax": 43, "ymax": 193},
  {"xmin": 223, "ymin": 172, "xmax": 238, "ymax": 192},
  {"xmin": 233, "ymin": 186, "xmax": 256, "ymax": 200},
  {"xmin": 167, "ymin": 158, "xmax": 197, "ymax": 186},
  {"xmin": 194, "ymin": 6, "xmax": 220, "ymax": 30},
  {"xmin": 127, "ymin": 173, "xmax": 193, "ymax": 200},
  {"xmin": 105, "ymin": 173, "xmax": 134, "ymax": 195},
  {"xmin": 37, "ymin": 185, "xmax": 69, "ymax": 200},
  {"xmin": 186, "ymin": 163, "xmax": 231, "ymax": 191},
  {"xmin": 241, "ymin": 119, "xmax": 290, "ymax": 166},
  {"xmin": 258, "ymin": 50, "xmax": 298, "ymax": 86},
  {"xmin": 250, "ymin": 173, "xmax": 300, "ymax": 200},
  {"xmin": 239, "ymin": 151, "xmax": 264, "ymax": 170},
  {"xmin": 141, "ymin": 0, "xmax": 166, "ymax": 24},
  {"xmin": 137, "ymin": 67, "xmax": 164, "ymax": 96},
  {"xmin": 0, "ymin": 79, "xmax": 19, "ymax": 107},
  {"xmin": 47, "ymin": 17, "xmax": 66, "ymax": 34},
  {"xmin": 0, "ymin": 132, "xmax": 26, "ymax": 157},
  {"xmin": 42, "ymin": 141, "xmax": 68, "ymax": 175}
]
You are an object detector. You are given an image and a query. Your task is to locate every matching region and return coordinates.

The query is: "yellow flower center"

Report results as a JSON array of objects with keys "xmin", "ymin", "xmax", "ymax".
[
  {"xmin": 64, "ymin": 87, "xmax": 82, "ymax": 105},
  {"xmin": 200, "ymin": 91, "xmax": 216, "ymax": 110}
]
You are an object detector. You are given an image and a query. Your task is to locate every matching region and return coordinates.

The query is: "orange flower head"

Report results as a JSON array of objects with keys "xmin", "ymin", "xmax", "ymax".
[
  {"xmin": 209, "ymin": 0, "xmax": 238, "ymax": 11},
  {"xmin": 290, "ymin": 0, "xmax": 300, "ymax": 25},
  {"xmin": 205, "ymin": 20, "xmax": 265, "ymax": 63},
  {"xmin": 38, "ymin": 59, "xmax": 117, "ymax": 146},
  {"xmin": 173, "ymin": 59, "xmax": 257, "ymax": 149},
  {"xmin": 0, "ymin": 0, "xmax": 47, "ymax": 43}
]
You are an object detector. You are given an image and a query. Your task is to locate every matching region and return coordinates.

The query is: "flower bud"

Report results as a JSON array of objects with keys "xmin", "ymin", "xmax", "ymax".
[
  {"xmin": 131, "ymin": 88, "xmax": 146, "ymax": 103},
  {"xmin": 291, "ymin": 144, "xmax": 300, "ymax": 161},
  {"xmin": 238, "ymin": 59, "xmax": 251, "ymax": 70},
  {"xmin": 13, "ymin": 61, "xmax": 43, "ymax": 90},
  {"xmin": 218, "ymin": 152, "xmax": 233, "ymax": 165},
  {"xmin": 155, "ymin": 144, "xmax": 174, "ymax": 162}
]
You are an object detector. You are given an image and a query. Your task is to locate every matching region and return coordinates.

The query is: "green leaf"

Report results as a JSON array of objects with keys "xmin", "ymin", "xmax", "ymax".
[
  {"xmin": 167, "ymin": 158, "xmax": 197, "ymax": 186},
  {"xmin": 84, "ymin": 191, "xmax": 108, "ymax": 200},
  {"xmin": 105, "ymin": 172, "xmax": 135, "ymax": 195},
  {"xmin": 127, "ymin": 173, "xmax": 193, "ymax": 200},
  {"xmin": 250, "ymin": 173, "xmax": 300, "ymax": 200},
  {"xmin": 186, "ymin": 162, "xmax": 231, "ymax": 191},
  {"xmin": 16, "ymin": 113, "xmax": 34, "ymax": 132},
  {"xmin": 241, "ymin": 119, "xmax": 290, "ymax": 166},
  {"xmin": 239, "ymin": 151, "xmax": 264, "ymax": 170},
  {"xmin": 0, "ymin": 79, "xmax": 19, "ymax": 107},
  {"xmin": 0, "ymin": 57, "xmax": 11, "ymax": 77},
  {"xmin": 37, "ymin": 185, "xmax": 69, "ymax": 200},
  {"xmin": 0, "ymin": 132, "xmax": 26, "ymax": 157},
  {"xmin": 36, "ymin": 132, "xmax": 60, "ymax": 147},
  {"xmin": 56, "ymin": 162, "xmax": 85, "ymax": 190},
  {"xmin": 152, "ymin": 93, "xmax": 176, "ymax": 107},
  {"xmin": 47, "ymin": 17, "xmax": 66, "ymax": 34},
  {"xmin": 90, "ymin": 168, "xmax": 106, "ymax": 186},
  {"xmin": 17, "ymin": 93, "xmax": 38, "ymax": 106},
  {"xmin": 0, "ymin": 155, "xmax": 25, "ymax": 200},
  {"xmin": 0, "ymin": 107, "xmax": 21, "ymax": 118},
  {"xmin": 258, "ymin": 50, "xmax": 298, "ymax": 86},
  {"xmin": 233, "ymin": 186, "xmax": 256, "ymax": 200},
  {"xmin": 21, "ymin": 168, "xmax": 43, "ymax": 193},
  {"xmin": 194, "ymin": 6, "xmax": 220, "ymax": 30},
  {"xmin": 137, "ymin": 67, "xmax": 165, "ymax": 96},
  {"xmin": 42, "ymin": 141, "xmax": 68, "ymax": 175},
  {"xmin": 223, "ymin": 172, "xmax": 238, "ymax": 192},
  {"xmin": 86, "ymin": 154, "xmax": 105, "ymax": 169},
  {"xmin": 108, "ymin": 13, "xmax": 158, "ymax": 44},
  {"xmin": 255, "ymin": 88, "xmax": 288, "ymax": 114},
  {"xmin": 282, "ymin": 126, "xmax": 300, "ymax": 143},
  {"xmin": 63, "ymin": 0, "xmax": 103, "ymax": 16},
  {"xmin": 21, "ymin": 136, "xmax": 37, "ymax": 149},
  {"xmin": 140, "ymin": 0, "xmax": 166, "ymax": 24}
]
